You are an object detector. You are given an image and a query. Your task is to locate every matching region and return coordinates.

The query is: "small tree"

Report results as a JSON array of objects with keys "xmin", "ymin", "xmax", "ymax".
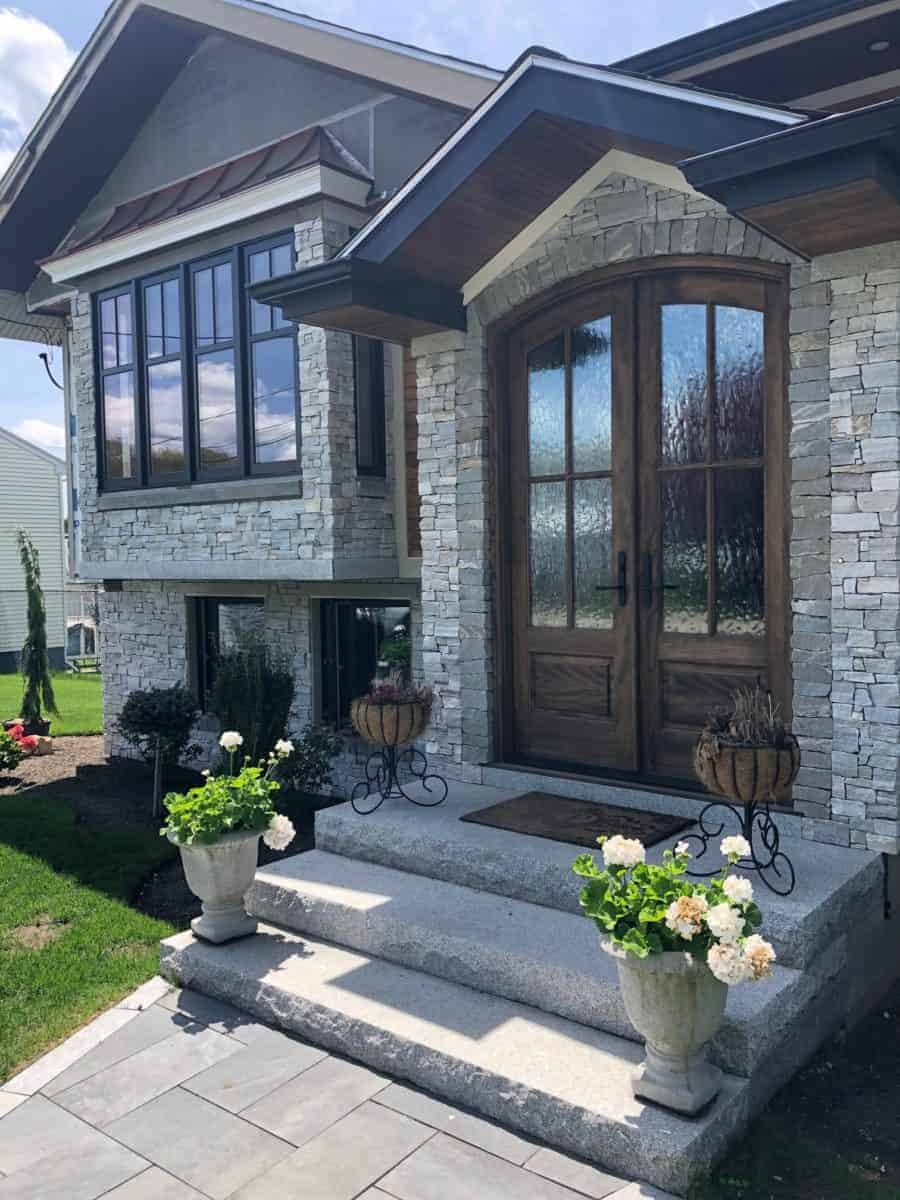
[
  {"xmin": 17, "ymin": 531, "xmax": 58, "ymax": 729},
  {"xmin": 115, "ymin": 685, "xmax": 201, "ymax": 816}
]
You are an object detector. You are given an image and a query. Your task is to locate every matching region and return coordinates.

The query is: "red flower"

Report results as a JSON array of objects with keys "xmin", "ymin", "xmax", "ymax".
[
  {"xmin": 8, "ymin": 724, "xmax": 24, "ymax": 741},
  {"xmin": 20, "ymin": 735, "xmax": 38, "ymax": 752}
]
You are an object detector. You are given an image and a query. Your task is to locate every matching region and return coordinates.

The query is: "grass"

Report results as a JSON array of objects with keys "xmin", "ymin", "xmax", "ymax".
[
  {"xmin": 0, "ymin": 672, "xmax": 103, "ymax": 736},
  {"xmin": 0, "ymin": 792, "xmax": 175, "ymax": 1082}
]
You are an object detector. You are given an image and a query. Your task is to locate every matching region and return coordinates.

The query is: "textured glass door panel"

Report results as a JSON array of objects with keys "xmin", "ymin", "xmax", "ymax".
[
  {"xmin": 528, "ymin": 335, "xmax": 565, "ymax": 476},
  {"xmin": 662, "ymin": 471, "xmax": 708, "ymax": 633},
  {"xmin": 148, "ymin": 362, "xmax": 185, "ymax": 474},
  {"xmin": 197, "ymin": 349, "xmax": 238, "ymax": 468},
  {"xmin": 716, "ymin": 468, "xmax": 765, "ymax": 635},
  {"xmin": 572, "ymin": 317, "xmax": 612, "ymax": 472},
  {"xmin": 661, "ymin": 305, "xmax": 707, "ymax": 465},
  {"xmin": 574, "ymin": 477, "xmax": 613, "ymax": 629},
  {"xmin": 530, "ymin": 481, "xmax": 567, "ymax": 627},
  {"xmin": 714, "ymin": 307, "xmax": 764, "ymax": 460}
]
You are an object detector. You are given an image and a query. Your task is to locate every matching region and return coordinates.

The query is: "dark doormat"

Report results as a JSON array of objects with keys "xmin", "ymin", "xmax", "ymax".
[{"xmin": 460, "ymin": 791, "xmax": 693, "ymax": 850}]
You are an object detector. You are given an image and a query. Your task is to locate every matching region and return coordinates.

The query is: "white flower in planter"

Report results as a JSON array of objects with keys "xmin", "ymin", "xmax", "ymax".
[
  {"xmin": 274, "ymin": 739, "xmax": 295, "ymax": 757},
  {"xmin": 707, "ymin": 941, "xmax": 753, "ymax": 986},
  {"xmin": 675, "ymin": 841, "xmax": 691, "ymax": 857},
  {"xmin": 263, "ymin": 814, "xmax": 296, "ymax": 852},
  {"xmin": 723, "ymin": 875, "xmax": 754, "ymax": 904},
  {"xmin": 602, "ymin": 835, "xmax": 646, "ymax": 869},
  {"xmin": 665, "ymin": 894, "xmax": 709, "ymax": 941},
  {"xmin": 720, "ymin": 835, "xmax": 751, "ymax": 862},
  {"xmin": 219, "ymin": 730, "xmax": 244, "ymax": 751},
  {"xmin": 706, "ymin": 902, "xmax": 745, "ymax": 944},
  {"xmin": 743, "ymin": 934, "xmax": 776, "ymax": 980}
]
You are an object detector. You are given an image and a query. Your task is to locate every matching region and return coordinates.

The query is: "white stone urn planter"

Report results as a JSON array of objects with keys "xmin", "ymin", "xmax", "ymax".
[
  {"xmin": 602, "ymin": 940, "xmax": 726, "ymax": 1115},
  {"xmin": 169, "ymin": 828, "xmax": 260, "ymax": 944}
]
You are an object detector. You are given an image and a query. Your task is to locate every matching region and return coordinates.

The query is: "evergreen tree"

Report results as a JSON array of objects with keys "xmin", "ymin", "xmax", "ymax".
[{"xmin": 17, "ymin": 531, "xmax": 59, "ymax": 726}]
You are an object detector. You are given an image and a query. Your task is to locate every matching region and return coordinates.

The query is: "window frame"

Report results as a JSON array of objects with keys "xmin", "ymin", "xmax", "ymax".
[
  {"xmin": 94, "ymin": 281, "xmax": 141, "ymax": 492},
  {"xmin": 190, "ymin": 248, "xmax": 246, "ymax": 483},
  {"xmin": 353, "ymin": 336, "xmax": 387, "ymax": 478},
  {"xmin": 141, "ymin": 267, "xmax": 190, "ymax": 486}
]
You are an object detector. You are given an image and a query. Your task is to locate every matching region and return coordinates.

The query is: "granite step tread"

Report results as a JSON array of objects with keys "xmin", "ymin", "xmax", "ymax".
[
  {"xmin": 247, "ymin": 850, "xmax": 821, "ymax": 1078},
  {"xmin": 160, "ymin": 923, "xmax": 750, "ymax": 1197}
]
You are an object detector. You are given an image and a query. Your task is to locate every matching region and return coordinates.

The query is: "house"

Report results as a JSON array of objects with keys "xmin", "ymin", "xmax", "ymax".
[{"xmin": 3, "ymin": 0, "xmax": 900, "ymax": 1192}]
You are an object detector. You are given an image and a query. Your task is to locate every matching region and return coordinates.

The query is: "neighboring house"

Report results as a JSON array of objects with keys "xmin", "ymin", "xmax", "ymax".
[
  {"xmin": 0, "ymin": 426, "xmax": 67, "ymax": 671},
  {"xmin": 4, "ymin": 0, "xmax": 900, "ymax": 1190}
]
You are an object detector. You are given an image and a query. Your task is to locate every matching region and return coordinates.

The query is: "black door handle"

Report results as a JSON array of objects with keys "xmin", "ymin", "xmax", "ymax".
[
  {"xmin": 595, "ymin": 550, "xmax": 627, "ymax": 607},
  {"xmin": 642, "ymin": 551, "xmax": 678, "ymax": 605}
]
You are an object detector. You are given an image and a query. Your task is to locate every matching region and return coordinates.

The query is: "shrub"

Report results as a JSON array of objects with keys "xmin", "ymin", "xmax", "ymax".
[
  {"xmin": 207, "ymin": 631, "xmax": 295, "ymax": 764},
  {"xmin": 17, "ymin": 531, "xmax": 58, "ymax": 726},
  {"xmin": 700, "ymin": 683, "xmax": 790, "ymax": 751},
  {"xmin": 0, "ymin": 730, "xmax": 25, "ymax": 773},
  {"xmin": 115, "ymin": 685, "xmax": 201, "ymax": 769},
  {"xmin": 377, "ymin": 634, "xmax": 411, "ymax": 677},
  {"xmin": 279, "ymin": 724, "xmax": 343, "ymax": 795}
]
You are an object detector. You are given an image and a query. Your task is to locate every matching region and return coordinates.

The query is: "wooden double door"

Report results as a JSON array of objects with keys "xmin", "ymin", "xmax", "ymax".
[{"xmin": 505, "ymin": 267, "xmax": 788, "ymax": 785}]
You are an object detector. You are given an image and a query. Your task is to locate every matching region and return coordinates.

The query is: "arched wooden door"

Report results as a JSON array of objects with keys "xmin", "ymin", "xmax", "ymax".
[{"xmin": 503, "ymin": 265, "xmax": 789, "ymax": 786}]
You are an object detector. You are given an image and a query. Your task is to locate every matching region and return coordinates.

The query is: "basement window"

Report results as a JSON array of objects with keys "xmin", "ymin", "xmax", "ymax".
[{"xmin": 320, "ymin": 599, "xmax": 411, "ymax": 727}]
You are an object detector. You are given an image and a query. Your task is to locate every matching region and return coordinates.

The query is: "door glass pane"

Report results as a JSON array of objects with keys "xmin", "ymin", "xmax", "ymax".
[
  {"xmin": 714, "ymin": 306, "xmax": 764, "ymax": 460},
  {"xmin": 115, "ymin": 293, "xmax": 133, "ymax": 366},
  {"xmin": 214, "ymin": 263, "xmax": 233, "ymax": 341},
  {"xmin": 572, "ymin": 317, "xmax": 612, "ymax": 472},
  {"xmin": 528, "ymin": 335, "xmax": 565, "ymax": 476},
  {"xmin": 197, "ymin": 349, "xmax": 238, "ymax": 468},
  {"xmin": 163, "ymin": 279, "xmax": 181, "ymax": 356},
  {"xmin": 661, "ymin": 305, "xmax": 707, "ymax": 465},
  {"xmin": 145, "ymin": 284, "xmax": 163, "ymax": 360},
  {"xmin": 574, "ymin": 477, "xmax": 613, "ymax": 629},
  {"xmin": 252, "ymin": 339, "xmax": 297, "ymax": 464},
  {"xmin": 148, "ymin": 361, "xmax": 185, "ymax": 475},
  {"xmin": 530, "ymin": 480, "xmax": 567, "ymax": 627},
  {"xmin": 716, "ymin": 468, "xmax": 765, "ymax": 636},
  {"xmin": 662, "ymin": 471, "xmax": 708, "ymax": 633},
  {"xmin": 100, "ymin": 298, "xmax": 117, "ymax": 369},
  {"xmin": 103, "ymin": 372, "xmax": 136, "ymax": 479},
  {"xmin": 194, "ymin": 269, "xmax": 214, "ymax": 347}
]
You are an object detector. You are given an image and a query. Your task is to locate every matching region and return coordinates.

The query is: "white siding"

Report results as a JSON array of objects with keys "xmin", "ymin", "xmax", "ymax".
[{"xmin": 0, "ymin": 431, "xmax": 66, "ymax": 657}]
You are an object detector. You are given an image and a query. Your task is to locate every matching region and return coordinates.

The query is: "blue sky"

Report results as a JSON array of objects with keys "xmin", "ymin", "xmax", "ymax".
[{"xmin": 0, "ymin": 0, "xmax": 777, "ymax": 458}]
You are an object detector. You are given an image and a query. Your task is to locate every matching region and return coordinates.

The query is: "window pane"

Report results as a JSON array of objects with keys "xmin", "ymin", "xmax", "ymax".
[
  {"xmin": 661, "ymin": 304, "xmax": 707, "ymax": 465},
  {"xmin": 271, "ymin": 244, "xmax": 292, "ymax": 328},
  {"xmin": 194, "ymin": 268, "xmax": 214, "ymax": 347},
  {"xmin": 574, "ymin": 477, "xmax": 613, "ymax": 630},
  {"xmin": 145, "ymin": 284, "xmax": 163, "ymax": 360},
  {"xmin": 662, "ymin": 471, "xmax": 708, "ymax": 633},
  {"xmin": 163, "ymin": 278, "xmax": 181, "ymax": 357},
  {"xmin": 322, "ymin": 601, "xmax": 412, "ymax": 725},
  {"xmin": 716, "ymin": 468, "xmax": 765, "ymax": 636},
  {"xmin": 355, "ymin": 338, "xmax": 385, "ymax": 475},
  {"xmin": 248, "ymin": 250, "xmax": 272, "ymax": 335},
  {"xmin": 214, "ymin": 262, "xmax": 233, "ymax": 341},
  {"xmin": 252, "ymin": 338, "xmax": 296, "ymax": 463},
  {"xmin": 103, "ymin": 371, "xmax": 136, "ymax": 479},
  {"xmin": 530, "ymin": 480, "xmax": 567, "ymax": 627},
  {"xmin": 572, "ymin": 317, "xmax": 612, "ymax": 472},
  {"xmin": 714, "ymin": 306, "xmax": 764, "ymax": 460},
  {"xmin": 115, "ymin": 293, "xmax": 133, "ymax": 366},
  {"xmin": 217, "ymin": 600, "xmax": 264, "ymax": 651},
  {"xmin": 197, "ymin": 349, "xmax": 238, "ymax": 468},
  {"xmin": 100, "ymin": 298, "xmax": 117, "ymax": 369},
  {"xmin": 148, "ymin": 361, "xmax": 185, "ymax": 475},
  {"xmin": 528, "ymin": 335, "xmax": 566, "ymax": 476}
]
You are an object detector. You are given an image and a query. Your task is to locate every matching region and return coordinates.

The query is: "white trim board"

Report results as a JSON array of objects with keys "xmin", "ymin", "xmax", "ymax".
[
  {"xmin": 793, "ymin": 67, "xmax": 900, "ymax": 109},
  {"xmin": 463, "ymin": 152, "xmax": 702, "ymax": 305},
  {"xmin": 42, "ymin": 164, "xmax": 370, "ymax": 284}
]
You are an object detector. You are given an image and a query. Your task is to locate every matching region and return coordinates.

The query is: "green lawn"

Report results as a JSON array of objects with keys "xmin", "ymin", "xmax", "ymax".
[
  {"xmin": 0, "ymin": 672, "xmax": 103, "ymax": 736},
  {"xmin": 0, "ymin": 793, "xmax": 175, "ymax": 1082}
]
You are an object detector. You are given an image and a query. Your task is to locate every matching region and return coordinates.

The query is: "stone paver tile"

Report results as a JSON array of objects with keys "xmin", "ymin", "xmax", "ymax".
[
  {"xmin": 379, "ymin": 1132, "xmax": 586, "ymax": 1200},
  {"xmin": 525, "ymin": 1147, "xmax": 625, "ymax": 1198},
  {"xmin": 242, "ymin": 1053, "xmax": 388, "ymax": 1147},
  {"xmin": 2, "ymin": 1007, "xmax": 138, "ymax": 1097},
  {"xmin": 106, "ymin": 1087, "xmax": 293, "ymax": 1200},
  {"xmin": 0, "ymin": 1097, "xmax": 24, "ymax": 1121},
  {"xmin": 231, "ymin": 1100, "xmax": 433, "ymax": 1200},
  {"xmin": 0, "ymin": 1096, "xmax": 103, "ymax": 1176},
  {"xmin": 54, "ymin": 1025, "xmax": 241, "ymax": 1127},
  {"xmin": 0, "ymin": 1131, "xmax": 146, "ymax": 1200},
  {"xmin": 375, "ymin": 1082, "xmax": 536, "ymax": 1165},
  {"xmin": 117, "ymin": 977, "xmax": 173, "ymax": 1011},
  {"xmin": 606, "ymin": 1185, "xmax": 678, "ymax": 1199},
  {"xmin": 103, "ymin": 1165, "xmax": 208, "ymax": 1198},
  {"xmin": 158, "ymin": 987, "xmax": 265, "ymax": 1042},
  {"xmin": 44, "ymin": 1006, "xmax": 200, "ymax": 1098},
  {"xmin": 184, "ymin": 1029, "xmax": 327, "ymax": 1113}
]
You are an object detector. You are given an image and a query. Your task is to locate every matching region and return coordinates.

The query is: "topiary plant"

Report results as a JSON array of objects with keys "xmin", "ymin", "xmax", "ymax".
[
  {"xmin": 17, "ymin": 531, "xmax": 58, "ymax": 732},
  {"xmin": 115, "ymin": 685, "xmax": 201, "ymax": 770}
]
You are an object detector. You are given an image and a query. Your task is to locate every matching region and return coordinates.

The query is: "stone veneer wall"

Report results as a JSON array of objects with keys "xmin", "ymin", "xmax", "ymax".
[{"xmin": 412, "ymin": 172, "xmax": 900, "ymax": 854}]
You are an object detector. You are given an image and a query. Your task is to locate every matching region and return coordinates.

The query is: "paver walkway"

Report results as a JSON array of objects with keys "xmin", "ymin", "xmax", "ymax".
[{"xmin": 0, "ymin": 979, "xmax": 674, "ymax": 1199}]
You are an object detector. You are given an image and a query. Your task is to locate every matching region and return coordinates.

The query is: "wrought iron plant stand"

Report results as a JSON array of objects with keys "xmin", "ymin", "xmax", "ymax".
[{"xmin": 350, "ymin": 697, "xmax": 448, "ymax": 815}]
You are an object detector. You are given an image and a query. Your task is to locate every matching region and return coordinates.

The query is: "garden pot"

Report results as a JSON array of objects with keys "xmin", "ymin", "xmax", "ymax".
[
  {"xmin": 4, "ymin": 717, "xmax": 50, "ymax": 737},
  {"xmin": 694, "ymin": 733, "xmax": 800, "ymax": 806},
  {"xmin": 169, "ymin": 828, "xmax": 260, "ymax": 944},
  {"xmin": 602, "ymin": 941, "xmax": 726, "ymax": 1115},
  {"xmin": 351, "ymin": 698, "xmax": 428, "ymax": 748}
]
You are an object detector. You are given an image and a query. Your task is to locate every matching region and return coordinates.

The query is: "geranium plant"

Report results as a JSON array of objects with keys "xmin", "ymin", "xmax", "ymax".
[
  {"xmin": 161, "ymin": 731, "xmax": 296, "ymax": 850},
  {"xmin": 0, "ymin": 729, "xmax": 26, "ymax": 772},
  {"xmin": 573, "ymin": 834, "xmax": 776, "ymax": 985}
]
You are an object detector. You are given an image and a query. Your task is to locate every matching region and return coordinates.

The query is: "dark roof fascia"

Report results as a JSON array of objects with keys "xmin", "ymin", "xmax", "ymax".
[
  {"xmin": 250, "ymin": 258, "xmax": 466, "ymax": 332},
  {"xmin": 351, "ymin": 63, "xmax": 798, "ymax": 268},
  {"xmin": 616, "ymin": 0, "xmax": 886, "ymax": 76}
]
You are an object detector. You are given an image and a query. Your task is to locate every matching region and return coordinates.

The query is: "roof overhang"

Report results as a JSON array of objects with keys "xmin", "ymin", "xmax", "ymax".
[{"xmin": 681, "ymin": 97, "xmax": 900, "ymax": 257}]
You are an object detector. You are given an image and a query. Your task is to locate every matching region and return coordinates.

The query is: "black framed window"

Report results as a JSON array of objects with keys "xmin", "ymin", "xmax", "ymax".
[
  {"xmin": 354, "ymin": 336, "xmax": 386, "ymax": 477},
  {"xmin": 97, "ymin": 286, "xmax": 139, "ymax": 486},
  {"xmin": 320, "ymin": 600, "xmax": 411, "ymax": 727},
  {"xmin": 93, "ymin": 232, "xmax": 299, "ymax": 491},
  {"xmin": 193, "ymin": 596, "xmax": 265, "ymax": 708}
]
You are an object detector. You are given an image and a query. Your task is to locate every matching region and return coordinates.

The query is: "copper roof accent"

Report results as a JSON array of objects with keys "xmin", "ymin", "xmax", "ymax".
[{"xmin": 64, "ymin": 125, "xmax": 372, "ymax": 254}]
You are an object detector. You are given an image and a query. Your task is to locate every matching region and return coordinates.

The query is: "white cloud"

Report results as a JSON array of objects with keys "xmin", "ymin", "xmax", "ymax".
[
  {"xmin": 0, "ymin": 9, "xmax": 74, "ymax": 175},
  {"xmin": 12, "ymin": 417, "xmax": 65, "ymax": 457}
]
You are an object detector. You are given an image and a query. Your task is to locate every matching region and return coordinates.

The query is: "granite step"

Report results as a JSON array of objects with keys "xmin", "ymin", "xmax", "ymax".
[
  {"xmin": 314, "ymin": 785, "xmax": 885, "ymax": 970},
  {"xmin": 247, "ymin": 850, "xmax": 844, "ymax": 1079},
  {"xmin": 160, "ymin": 922, "xmax": 751, "ymax": 1197}
]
